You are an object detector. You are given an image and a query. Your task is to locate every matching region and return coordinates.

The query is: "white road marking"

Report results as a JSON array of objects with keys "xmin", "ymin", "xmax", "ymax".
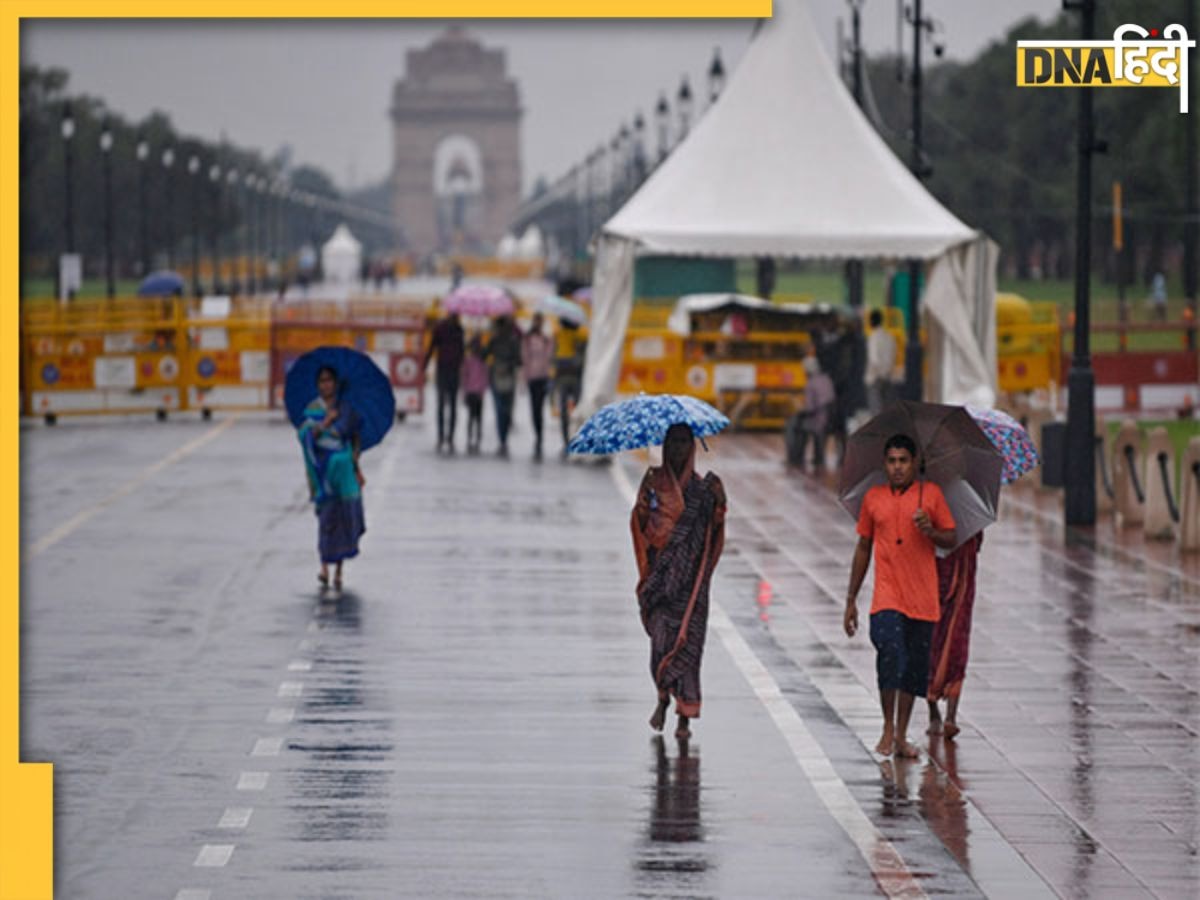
[
  {"xmin": 287, "ymin": 659, "xmax": 312, "ymax": 672},
  {"xmin": 250, "ymin": 737, "xmax": 283, "ymax": 757},
  {"xmin": 266, "ymin": 706, "xmax": 295, "ymax": 724},
  {"xmin": 30, "ymin": 415, "xmax": 241, "ymax": 556},
  {"xmin": 174, "ymin": 890, "xmax": 212, "ymax": 900},
  {"xmin": 610, "ymin": 460, "xmax": 926, "ymax": 899},
  {"xmin": 193, "ymin": 844, "xmax": 235, "ymax": 867},
  {"xmin": 277, "ymin": 681, "xmax": 303, "ymax": 698},
  {"xmin": 218, "ymin": 807, "xmax": 254, "ymax": 829},
  {"xmin": 236, "ymin": 771, "xmax": 269, "ymax": 791}
]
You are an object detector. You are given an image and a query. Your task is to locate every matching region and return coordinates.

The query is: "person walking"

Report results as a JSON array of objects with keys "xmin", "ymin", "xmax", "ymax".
[
  {"xmin": 553, "ymin": 319, "xmax": 586, "ymax": 456},
  {"xmin": 866, "ymin": 309, "xmax": 898, "ymax": 415},
  {"xmin": 843, "ymin": 434, "xmax": 956, "ymax": 758},
  {"xmin": 461, "ymin": 334, "xmax": 489, "ymax": 454},
  {"xmin": 295, "ymin": 365, "xmax": 366, "ymax": 595},
  {"xmin": 423, "ymin": 309, "xmax": 465, "ymax": 453},
  {"xmin": 926, "ymin": 532, "xmax": 983, "ymax": 740},
  {"xmin": 485, "ymin": 314, "xmax": 522, "ymax": 457},
  {"xmin": 631, "ymin": 423, "xmax": 727, "ymax": 741},
  {"xmin": 522, "ymin": 312, "xmax": 554, "ymax": 460},
  {"xmin": 787, "ymin": 353, "xmax": 835, "ymax": 470}
]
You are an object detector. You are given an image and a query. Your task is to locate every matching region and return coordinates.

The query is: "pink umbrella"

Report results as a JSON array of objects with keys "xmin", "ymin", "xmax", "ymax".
[{"xmin": 444, "ymin": 284, "xmax": 514, "ymax": 317}]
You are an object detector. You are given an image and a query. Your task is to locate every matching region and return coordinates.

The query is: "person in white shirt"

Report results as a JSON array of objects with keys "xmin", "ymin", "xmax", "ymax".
[{"xmin": 866, "ymin": 309, "xmax": 898, "ymax": 415}]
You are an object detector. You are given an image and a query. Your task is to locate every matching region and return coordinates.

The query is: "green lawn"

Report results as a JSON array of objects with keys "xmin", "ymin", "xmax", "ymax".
[
  {"xmin": 733, "ymin": 263, "xmax": 1195, "ymax": 351},
  {"xmin": 22, "ymin": 277, "xmax": 145, "ymax": 299}
]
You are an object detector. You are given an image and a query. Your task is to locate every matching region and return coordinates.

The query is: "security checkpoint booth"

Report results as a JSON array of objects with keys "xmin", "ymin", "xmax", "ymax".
[{"xmin": 576, "ymin": 0, "xmax": 998, "ymax": 429}]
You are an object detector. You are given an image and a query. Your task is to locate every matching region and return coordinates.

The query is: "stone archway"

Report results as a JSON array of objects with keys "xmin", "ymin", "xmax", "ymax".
[{"xmin": 390, "ymin": 27, "xmax": 522, "ymax": 257}]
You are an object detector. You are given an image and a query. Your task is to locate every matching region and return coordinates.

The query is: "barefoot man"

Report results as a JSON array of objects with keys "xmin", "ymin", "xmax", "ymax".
[{"xmin": 843, "ymin": 434, "xmax": 956, "ymax": 758}]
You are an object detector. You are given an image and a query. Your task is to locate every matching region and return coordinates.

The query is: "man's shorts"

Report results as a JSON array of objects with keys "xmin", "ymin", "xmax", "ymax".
[{"xmin": 869, "ymin": 610, "xmax": 934, "ymax": 696}]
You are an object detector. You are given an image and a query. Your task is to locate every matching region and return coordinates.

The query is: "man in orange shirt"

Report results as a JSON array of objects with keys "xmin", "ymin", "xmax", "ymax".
[{"xmin": 843, "ymin": 434, "xmax": 956, "ymax": 758}]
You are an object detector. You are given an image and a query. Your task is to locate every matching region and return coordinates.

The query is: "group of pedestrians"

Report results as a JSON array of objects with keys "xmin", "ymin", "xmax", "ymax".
[
  {"xmin": 788, "ymin": 309, "xmax": 903, "ymax": 470},
  {"xmin": 423, "ymin": 309, "xmax": 587, "ymax": 459},
  {"xmin": 634, "ymin": 424, "xmax": 981, "ymax": 760}
]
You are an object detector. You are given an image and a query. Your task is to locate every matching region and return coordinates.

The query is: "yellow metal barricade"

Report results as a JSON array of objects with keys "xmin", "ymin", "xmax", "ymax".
[
  {"xmin": 182, "ymin": 297, "xmax": 273, "ymax": 415},
  {"xmin": 22, "ymin": 297, "xmax": 186, "ymax": 421}
]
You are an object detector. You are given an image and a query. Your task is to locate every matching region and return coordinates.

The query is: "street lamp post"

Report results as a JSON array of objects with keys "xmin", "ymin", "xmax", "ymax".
[
  {"xmin": 136, "ymin": 135, "xmax": 149, "ymax": 276},
  {"xmin": 677, "ymin": 76, "xmax": 694, "ymax": 143},
  {"xmin": 100, "ymin": 119, "xmax": 115, "ymax": 298},
  {"xmin": 61, "ymin": 103, "xmax": 75, "ymax": 254},
  {"xmin": 846, "ymin": 0, "xmax": 866, "ymax": 309},
  {"xmin": 632, "ymin": 111, "xmax": 646, "ymax": 185},
  {"xmin": 655, "ymin": 93, "xmax": 671, "ymax": 163},
  {"xmin": 901, "ymin": 0, "xmax": 935, "ymax": 401},
  {"xmin": 209, "ymin": 163, "xmax": 223, "ymax": 294},
  {"xmin": 226, "ymin": 168, "xmax": 240, "ymax": 293},
  {"xmin": 244, "ymin": 174, "xmax": 257, "ymax": 295},
  {"xmin": 1064, "ymin": 0, "xmax": 1098, "ymax": 527},
  {"xmin": 162, "ymin": 147, "xmax": 176, "ymax": 269},
  {"xmin": 707, "ymin": 47, "xmax": 726, "ymax": 105},
  {"xmin": 188, "ymin": 155, "xmax": 202, "ymax": 296}
]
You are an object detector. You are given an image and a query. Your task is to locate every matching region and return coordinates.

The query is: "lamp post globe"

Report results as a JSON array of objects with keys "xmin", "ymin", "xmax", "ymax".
[{"xmin": 707, "ymin": 47, "xmax": 726, "ymax": 103}]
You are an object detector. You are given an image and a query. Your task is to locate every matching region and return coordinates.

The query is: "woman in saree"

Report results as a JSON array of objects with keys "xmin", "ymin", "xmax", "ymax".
[
  {"xmin": 297, "ymin": 365, "xmax": 365, "ymax": 593},
  {"xmin": 631, "ymin": 423, "xmax": 727, "ymax": 740},
  {"xmin": 927, "ymin": 532, "xmax": 983, "ymax": 739}
]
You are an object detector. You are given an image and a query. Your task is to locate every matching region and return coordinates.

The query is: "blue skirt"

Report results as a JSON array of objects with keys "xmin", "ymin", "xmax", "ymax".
[{"xmin": 317, "ymin": 497, "xmax": 365, "ymax": 563}]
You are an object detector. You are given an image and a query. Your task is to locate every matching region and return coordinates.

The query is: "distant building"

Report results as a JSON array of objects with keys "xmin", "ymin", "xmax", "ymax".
[{"xmin": 390, "ymin": 27, "xmax": 522, "ymax": 257}]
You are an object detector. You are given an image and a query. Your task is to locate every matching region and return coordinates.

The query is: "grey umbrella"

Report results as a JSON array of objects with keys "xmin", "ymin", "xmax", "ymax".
[{"xmin": 837, "ymin": 400, "xmax": 1004, "ymax": 550}]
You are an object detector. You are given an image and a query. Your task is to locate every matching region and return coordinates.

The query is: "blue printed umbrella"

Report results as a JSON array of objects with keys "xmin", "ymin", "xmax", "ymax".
[
  {"xmin": 138, "ymin": 270, "xmax": 186, "ymax": 296},
  {"xmin": 967, "ymin": 406, "xmax": 1041, "ymax": 485},
  {"xmin": 567, "ymin": 393, "xmax": 730, "ymax": 455},
  {"xmin": 284, "ymin": 346, "xmax": 395, "ymax": 452}
]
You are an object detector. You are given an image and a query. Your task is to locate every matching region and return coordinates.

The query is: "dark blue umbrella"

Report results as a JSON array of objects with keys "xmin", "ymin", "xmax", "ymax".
[
  {"xmin": 284, "ymin": 346, "xmax": 395, "ymax": 452},
  {"xmin": 137, "ymin": 270, "xmax": 186, "ymax": 296}
]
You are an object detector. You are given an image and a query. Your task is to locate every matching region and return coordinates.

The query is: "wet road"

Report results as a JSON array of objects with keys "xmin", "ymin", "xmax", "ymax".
[{"xmin": 19, "ymin": 406, "xmax": 1200, "ymax": 898}]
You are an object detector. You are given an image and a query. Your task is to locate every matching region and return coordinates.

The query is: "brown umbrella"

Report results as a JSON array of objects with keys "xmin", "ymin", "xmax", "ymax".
[{"xmin": 837, "ymin": 400, "xmax": 1004, "ymax": 549}]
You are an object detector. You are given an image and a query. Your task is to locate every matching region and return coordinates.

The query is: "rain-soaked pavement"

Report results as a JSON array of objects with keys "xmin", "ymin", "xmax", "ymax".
[{"xmin": 18, "ymin": 399, "xmax": 1200, "ymax": 899}]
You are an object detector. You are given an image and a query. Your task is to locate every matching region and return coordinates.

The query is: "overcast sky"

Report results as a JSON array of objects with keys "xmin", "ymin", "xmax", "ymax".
[{"xmin": 22, "ymin": 1, "xmax": 1061, "ymax": 196}]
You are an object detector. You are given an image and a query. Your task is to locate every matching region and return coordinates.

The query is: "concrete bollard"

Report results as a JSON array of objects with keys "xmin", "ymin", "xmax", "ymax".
[
  {"xmin": 1142, "ymin": 427, "xmax": 1177, "ymax": 540},
  {"xmin": 1180, "ymin": 437, "xmax": 1200, "ymax": 552},
  {"xmin": 1112, "ymin": 420, "xmax": 1145, "ymax": 527},
  {"xmin": 1094, "ymin": 424, "xmax": 1114, "ymax": 514}
]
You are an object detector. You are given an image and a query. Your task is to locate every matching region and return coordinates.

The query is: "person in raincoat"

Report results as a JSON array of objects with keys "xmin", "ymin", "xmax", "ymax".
[
  {"xmin": 297, "ymin": 365, "xmax": 365, "ymax": 593},
  {"xmin": 631, "ymin": 423, "xmax": 727, "ymax": 740}
]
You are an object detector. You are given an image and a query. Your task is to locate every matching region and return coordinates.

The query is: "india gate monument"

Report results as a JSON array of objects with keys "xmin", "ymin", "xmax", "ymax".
[{"xmin": 390, "ymin": 27, "xmax": 523, "ymax": 257}]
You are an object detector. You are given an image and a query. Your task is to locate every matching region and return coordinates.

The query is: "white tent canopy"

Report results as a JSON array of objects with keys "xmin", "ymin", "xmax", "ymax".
[
  {"xmin": 321, "ymin": 223, "xmax": 362, "ymax": 284},
  {"xmin": 578, "ymin": 0, "xmax": 996, "ymax": 423}
]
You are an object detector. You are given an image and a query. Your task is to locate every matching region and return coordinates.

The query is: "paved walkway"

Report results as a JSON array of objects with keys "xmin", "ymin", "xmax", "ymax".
[{"xmin": 17, "ymin": 404, "xmax": 1200, "ymax": 898}]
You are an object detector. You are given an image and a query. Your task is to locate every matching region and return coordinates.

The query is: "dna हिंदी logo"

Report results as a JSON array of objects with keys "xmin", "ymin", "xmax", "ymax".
[{"xmin": 1016, "ymin": 23, "xmax": 1195, "ymax": 113}]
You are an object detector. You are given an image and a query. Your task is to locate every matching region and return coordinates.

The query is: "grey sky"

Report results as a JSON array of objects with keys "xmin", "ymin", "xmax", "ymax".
[{"xmin": 22, "ymin": 2, "xmax": 1060, "ymax": 196}]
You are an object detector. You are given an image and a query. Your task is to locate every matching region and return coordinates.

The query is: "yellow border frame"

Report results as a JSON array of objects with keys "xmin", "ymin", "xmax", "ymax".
[{"xmin": 2, "ymin": 2, "xmax": 769, "ymax": 897}]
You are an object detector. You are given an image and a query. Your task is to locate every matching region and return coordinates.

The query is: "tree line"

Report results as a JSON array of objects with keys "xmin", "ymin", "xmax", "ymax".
[
  {"xmin": 859, "ymin": 0, "xmax": 1196, "ymax": 290},
  {"xmin": 19, "ymin": 65, "xmax": 397, "ymax": 295}
]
